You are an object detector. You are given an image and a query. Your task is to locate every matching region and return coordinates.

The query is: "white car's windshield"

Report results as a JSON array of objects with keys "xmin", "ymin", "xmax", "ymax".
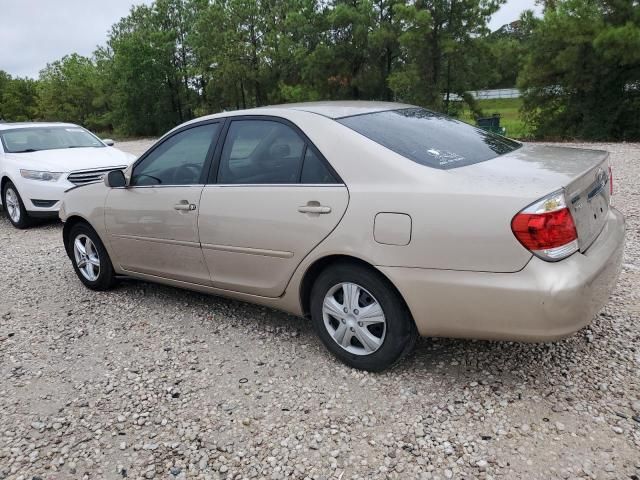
[{"xmin": 0, "ymin": 126, "xmax": 105, "ymax": 153}]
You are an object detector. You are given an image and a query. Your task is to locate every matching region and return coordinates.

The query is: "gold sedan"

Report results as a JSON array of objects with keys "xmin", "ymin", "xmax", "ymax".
[{"xmin": 59, "ymin": 102, "xmax": 625, "ymax": 371}]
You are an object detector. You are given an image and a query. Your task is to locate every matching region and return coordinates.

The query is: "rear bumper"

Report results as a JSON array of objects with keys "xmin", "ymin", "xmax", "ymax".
[{"xmin": 380, "ymin": 208, "xmax": 625, "ymax": 341}]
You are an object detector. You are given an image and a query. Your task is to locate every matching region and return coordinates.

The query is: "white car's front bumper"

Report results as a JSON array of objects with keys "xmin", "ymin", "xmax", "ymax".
[{"xmin": 12, "ymin": 177, "xmax": 75, "ymax": 217}]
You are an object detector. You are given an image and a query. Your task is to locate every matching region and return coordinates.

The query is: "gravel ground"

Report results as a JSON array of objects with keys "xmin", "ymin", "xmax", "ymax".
[{"xmin": 1, "ymin": 140, "xmax": 639, "ymax": 480}]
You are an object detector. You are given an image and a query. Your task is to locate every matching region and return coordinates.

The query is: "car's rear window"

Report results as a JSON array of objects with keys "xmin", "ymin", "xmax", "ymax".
[{"xmin": 337, "ymin": 108, "xmax": 521, "ymax": 170}]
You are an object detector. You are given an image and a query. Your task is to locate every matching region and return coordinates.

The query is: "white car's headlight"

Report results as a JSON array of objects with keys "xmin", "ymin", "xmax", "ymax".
[{"xmin": 20, "ymin": 170, "xmax": 63, "ymax": 182}]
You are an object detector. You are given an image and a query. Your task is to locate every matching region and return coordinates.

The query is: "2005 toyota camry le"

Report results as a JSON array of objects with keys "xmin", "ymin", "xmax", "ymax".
[{"xmin": 59, "ymin": 101, "xmax": 625, "ymax": 371}]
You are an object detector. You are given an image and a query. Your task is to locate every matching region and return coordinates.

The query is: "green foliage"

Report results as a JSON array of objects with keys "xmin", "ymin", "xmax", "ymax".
[
  {"xmin": 0, "ymin": 71, "xmax": 39, "ymax": 121},
  {"xmin": 459, "ymin": 97, "xmax": 531, "ymax": 138},
  {"xmin": 1, "ymin": 0, "xmax": 510, "ymax": 135},
  {"xmin": 2, "ymin": 0, "xmax": 636, "ymax": 141},
  {"xmin": 37, "ymin": 54, "xmax": 106, "ymax": 130},
  {"xmin": 191, "ymin": 0, "xmax": 276, "ymax": 111},
  {"xmin": 483, "ymin": 9, "xmax": 538, "ymax": 89},
  {"xmin": 389, "ymin": 0, "xmax": 505, "ymax": 111},
  {"xmin": 101, "ymin": 0, "xmax": 207, "ymax": 136},
  {"xmin": 518, "ymin": 0, "xmax": 640, "ymax": 140}
]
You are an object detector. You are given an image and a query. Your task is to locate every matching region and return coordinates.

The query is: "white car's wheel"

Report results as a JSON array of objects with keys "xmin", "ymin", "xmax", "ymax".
[{"xmin": 2, "ymin": 181, "xmax": 32, "ymax": 229}]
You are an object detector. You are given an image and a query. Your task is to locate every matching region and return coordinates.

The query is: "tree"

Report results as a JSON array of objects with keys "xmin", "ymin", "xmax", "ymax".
[
  {"xmin": 0, "ymin": 72, "xmax": 39, "ymax": 122},
  {"xmin": 37, "ymin": 54, "xmax": 105, "ymax": 129},
  {"xmin": 485, "ymin": 11, "xmax": 539, "ymax": 89},
  {"xmin": 191, "ymin": 0, "xmax": 267, "ymax": 111},
  {"xmin": 365, "ymin": 0, "xmax": 404, "ymax": 100},
  {"xmin": 267, "ymin": 0, "xmax": 327, "ymax": 103},
  {"xmin": 519, "ymin": 0, "xmax": 640, "ymax": 140},
  {"xmin": 104, "ymin": 0, "xmax": 206, "ymax": 136},
  {"xmin": 8, "ymin": 0, "xmax": 588, "ymax": 137},
  {"xmin": 102, "ymin": 4, "xmax": 174, "ymax": 135},
  {"xmin": 388, "ymin": 0, "xmax": 504, "ymax": 112}
]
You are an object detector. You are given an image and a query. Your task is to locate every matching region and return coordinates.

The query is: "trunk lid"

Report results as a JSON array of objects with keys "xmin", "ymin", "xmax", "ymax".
[
  {"xmin": 564, "ymin": 154, "xmax": 610, "ymax": 252},
  {"xmin": 455, "ymin": 143, "xmax": 610, "ymax": 252}
]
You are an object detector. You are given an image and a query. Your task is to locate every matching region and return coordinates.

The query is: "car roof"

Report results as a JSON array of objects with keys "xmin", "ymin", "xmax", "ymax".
[
  {"xmin": 0, "ymin": 121, "xmax": 79, "ymax": 131},
  {"xmin": 165, "ymin": 100, "xmax": 416, "ymax": 138},
  {"xmin": 262, "ymin": 101, "xmax": 414, "ymax": 119},
  {"xmin": 190, "ymin": 101, "xmax": 414, "ymax": 125}
]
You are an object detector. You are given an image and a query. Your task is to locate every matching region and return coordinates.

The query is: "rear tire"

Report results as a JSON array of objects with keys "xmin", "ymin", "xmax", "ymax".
[
  {"xmin": 68, "ymin": 223, "xmax": 117, "ymax": 291},
  {"xmin": 310, "ymin": 263, "xmax": 417, "ymax": 371},
  {"xmin": 2, "ymin": 181, "xmax": 32, "ymax": 229}
]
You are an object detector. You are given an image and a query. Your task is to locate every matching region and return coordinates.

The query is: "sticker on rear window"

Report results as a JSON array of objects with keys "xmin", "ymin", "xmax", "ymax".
[{"xmin": 426, "ymin": 149, "xmax": 465, "ymax": 166}]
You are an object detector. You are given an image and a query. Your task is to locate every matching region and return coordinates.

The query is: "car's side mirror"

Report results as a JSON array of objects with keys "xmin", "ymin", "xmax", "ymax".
[
  {"xmin": 102, "ymin": 138, "xmax": 115, "ymax": 146},
  {"xmin": 105, "ymin": 169, "xmax": 127, "ymax": 188}
]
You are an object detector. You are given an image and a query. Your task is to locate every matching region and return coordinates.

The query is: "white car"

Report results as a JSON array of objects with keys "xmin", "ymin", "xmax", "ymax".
[{"xmin": 0, "ymin": 122, "xmax": 135, "ymax": 228}]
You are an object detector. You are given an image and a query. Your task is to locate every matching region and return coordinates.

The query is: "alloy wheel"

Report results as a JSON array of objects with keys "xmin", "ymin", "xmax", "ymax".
[
  {"xmin": 322, "ymin": 282, "xmax": 387, "ymax": 356},
  {"xmin": 73, "ymin": 234, "xmax": 101, "ymax": 281},
  {"xmin": 5, "ymin": 188, "xmax": 21, "ymax": 223}
]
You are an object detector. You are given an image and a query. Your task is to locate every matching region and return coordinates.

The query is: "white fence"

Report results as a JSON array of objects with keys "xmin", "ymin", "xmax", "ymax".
[{"xmin": 446, "ymin": 88, "xmax": 520, "ymax": 101}]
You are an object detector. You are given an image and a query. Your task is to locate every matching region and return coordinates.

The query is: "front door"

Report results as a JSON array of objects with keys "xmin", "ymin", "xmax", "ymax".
[
  {"xmin": 105, "ymin": 122, "xmax": 220, "ymax": 284},
  {"xmin": 198, "ymin": 118, "xmax": 349, "ymax": 297}
]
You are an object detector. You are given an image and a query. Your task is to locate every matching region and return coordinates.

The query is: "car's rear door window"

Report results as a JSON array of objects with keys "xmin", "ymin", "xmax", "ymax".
[
  {"xmin": 337, "ymin": 108, "xmax": 521, "ymax": 170},
  {"xmin": 300, "ymin": 148, "xmax": 337, "ymax": 184},
  {"xmin": 214, "ymin": 118, "xmax": 340, "ymax": 184}
]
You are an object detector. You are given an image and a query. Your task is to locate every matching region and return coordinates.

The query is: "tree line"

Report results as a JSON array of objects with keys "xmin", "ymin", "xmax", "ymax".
[{"xmin": 0, "ymin": 0, "xmax": 638, "ymax": 140}]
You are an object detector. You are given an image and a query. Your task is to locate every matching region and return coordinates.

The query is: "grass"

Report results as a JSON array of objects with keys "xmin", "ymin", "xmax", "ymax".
[{"xmin": 458, "ymin": 97, "xmax": 531, "ymax": 139}]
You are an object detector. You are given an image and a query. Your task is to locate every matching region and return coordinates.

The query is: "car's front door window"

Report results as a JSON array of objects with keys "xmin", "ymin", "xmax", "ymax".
[{"xmin": 131, "ymin": 123, "xmax": 219, "ymax": 186}]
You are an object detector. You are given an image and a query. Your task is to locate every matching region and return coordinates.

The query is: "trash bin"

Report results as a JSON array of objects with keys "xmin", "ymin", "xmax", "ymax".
[{"xmin": 476, "ymin": 114, "xmax": 506, "ymax": 135}]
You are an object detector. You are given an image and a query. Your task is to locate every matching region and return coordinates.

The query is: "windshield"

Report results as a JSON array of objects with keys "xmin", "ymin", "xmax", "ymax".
[
  {"xmin": 0, "ymin": 126, "xmax": 105, "ymax": 153},
  {"xmin": 337, "ymin": 108, "xmax": 521, "ymax": 170}
]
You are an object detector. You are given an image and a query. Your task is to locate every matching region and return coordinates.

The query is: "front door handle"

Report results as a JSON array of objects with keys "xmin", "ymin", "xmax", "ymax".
[
  {"xmin": 174, "ymin": 201, "xmax": 196, "ymax": 211},
  {"xmin": 298, "ymin": 204, "xmax": 331, "ymax": 214}
]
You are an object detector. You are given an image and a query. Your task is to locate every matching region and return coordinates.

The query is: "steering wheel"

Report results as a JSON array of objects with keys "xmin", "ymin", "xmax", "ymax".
[{"xmin": 173, "ymin": 163, "xmax": 201, "ymax": 184}]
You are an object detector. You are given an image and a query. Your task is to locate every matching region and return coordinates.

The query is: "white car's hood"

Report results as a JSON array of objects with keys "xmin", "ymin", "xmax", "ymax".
[{"xmin": 4, "ymin": 146, "xmax": 135, "ymax": 173}]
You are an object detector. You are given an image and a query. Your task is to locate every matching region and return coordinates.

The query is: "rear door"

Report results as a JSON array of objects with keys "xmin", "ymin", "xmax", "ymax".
[
  {"xmin": 105, "ymin": 121, "xmax": 220, "ymax": 284},
  {"xmin": 198, "ymin": 117, "xmax": 349, "ymax": 297}
]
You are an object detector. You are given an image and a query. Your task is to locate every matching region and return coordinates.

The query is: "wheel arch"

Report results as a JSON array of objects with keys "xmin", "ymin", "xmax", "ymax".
[
  {"xmin": 62, "ymin": 215, "xmax": 97, "ymax": 259},
  {"xmin": 298, "ymin": 254, "xmax": 415, "ymax": 325},
  {"xmin": 1, "ymin": 175, "xmax": 14, "ymax": 199}
]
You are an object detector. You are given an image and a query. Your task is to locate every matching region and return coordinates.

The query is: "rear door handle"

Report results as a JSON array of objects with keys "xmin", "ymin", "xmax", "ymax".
[
  {"xmin": 298, "ymin": 205, "xmax": 331, "ymax": 214},
  {"xmin": 174, "ymin": 201, "xmax": 196, "ymax": 211}
]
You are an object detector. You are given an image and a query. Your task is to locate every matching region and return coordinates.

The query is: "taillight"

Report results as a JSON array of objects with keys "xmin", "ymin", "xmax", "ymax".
[
  {"xmin": 511, "ymin": 190, "xmax": 578, "ymax": 261},
  {"xmin": 608, "ymin": 165, "xmax": 613, "ymax": 196}
]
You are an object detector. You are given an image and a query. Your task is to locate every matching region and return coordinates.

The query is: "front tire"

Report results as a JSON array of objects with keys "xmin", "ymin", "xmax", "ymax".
[
  {"xmin": 310, "ymin": 263, "xmax": 417, "ymax": 371},
  {"xmin": 68, "ymin": 223, "xmax": 117, "ymax": 291},
  {"xmin": 2, "ymin": 181, "xmax": 32, "ymax": 229}
]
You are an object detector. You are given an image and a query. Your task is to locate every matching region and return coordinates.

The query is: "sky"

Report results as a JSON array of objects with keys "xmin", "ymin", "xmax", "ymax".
[
  {"xmin": 0, "ymin": 0, "xmax": 152, "ymax": 78},
  {"xmin": 0, "ymin": 0, "xmax": 541, "ymax": 79},
  {"xmin": 489, "ymin": 0, "xmax": 542, "ymax": 30}
]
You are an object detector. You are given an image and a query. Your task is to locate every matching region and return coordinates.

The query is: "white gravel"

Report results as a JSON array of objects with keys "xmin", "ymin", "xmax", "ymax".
[{"xmin": 0, "ymin": 141, "xmax": 639, "ymax": 480}]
